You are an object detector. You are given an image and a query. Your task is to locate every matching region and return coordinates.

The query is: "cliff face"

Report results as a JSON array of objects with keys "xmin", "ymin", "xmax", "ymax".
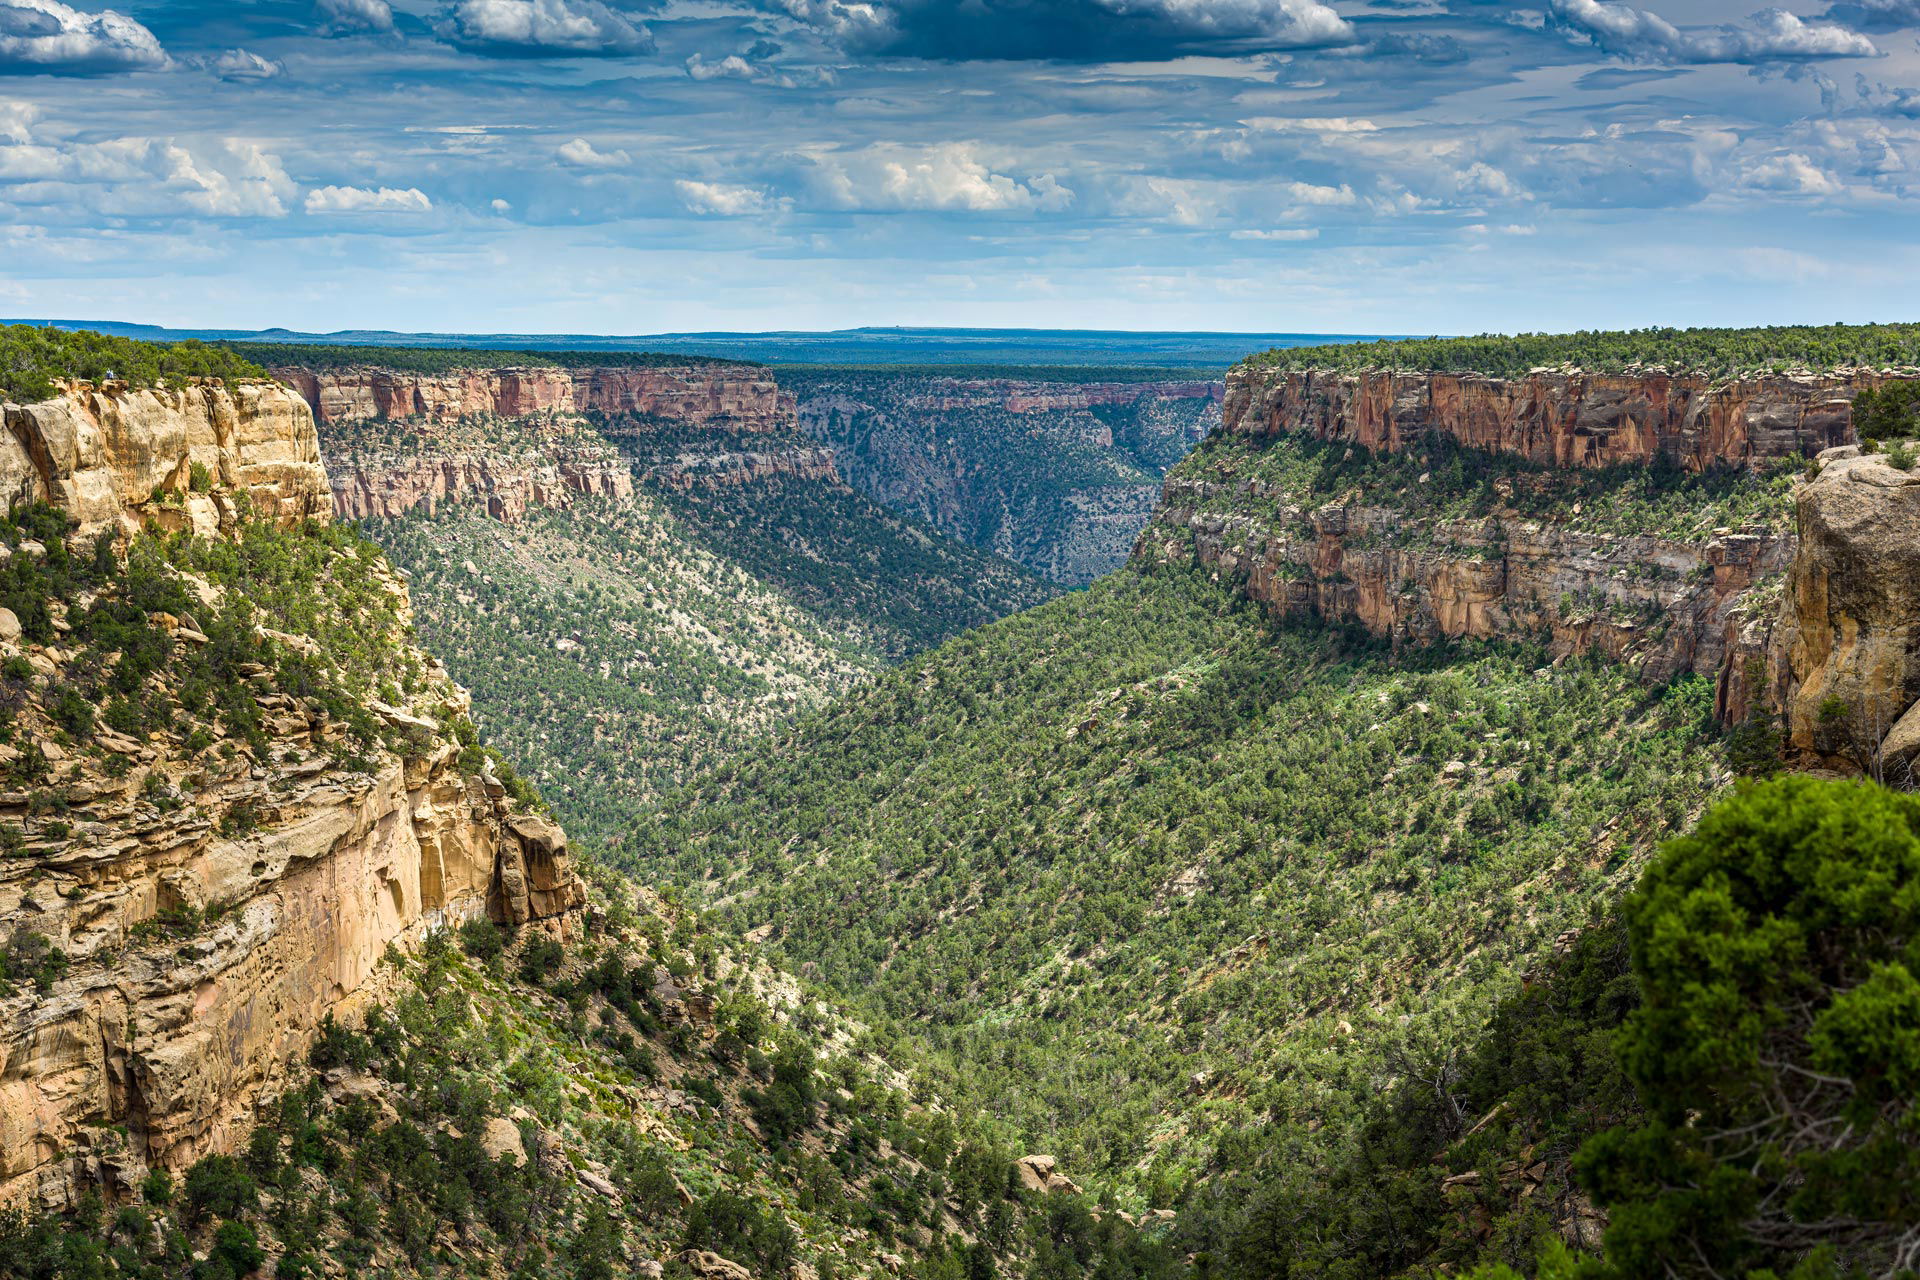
[
  {"xmin": 1225, "ymin": 367, "xmax": 1863, "ymax": 470},
  {"xmin": 0, "ymin": 381, "xmax": 332, "ymax": 537},
  {"xmin": 1774, "ymin": 444, "xmax": 1920, "ymax": 775},
  {"xmin": 0, "ymin": 382, "xmax": 583, "ymax": 1210},
  {"xmin": 1152, "ymin": 478, "xmax": 1789, "ymax": 690},
  {"xmin": 279, "ymin": 365, "xmax": 794, "ymax": 433},
  {"xmin": 329, "ymin": 445, "xmax": 636, "ymax": 521},
  {"xmin": 1150, "ymin": 367, "xmax": 1920, "ymax": 737}
]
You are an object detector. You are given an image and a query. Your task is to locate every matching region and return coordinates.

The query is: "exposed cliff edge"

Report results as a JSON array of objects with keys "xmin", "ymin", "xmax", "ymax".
[
  {"xmin": 790, "ymin": 370, "xmax": 1221, "ymax": 584},
  {"xmin": 0, "ymin": 381, "xmax": 584, "ymax": 1210},
  {"xmin": 1775, "ymin": 444, "xmax": 1920, "ymax": 776},
  {"xmin": 0, "ymin": 380, "xmax": 332, "ymax": 538},
  {"xmin": 1150, "ymin": 366, "xmax": 1920, "ymax": 751},
  {"xmin": 278, "ymin": 364, "xmax": 794, "ymax": 433},
  {"xmin": 1224, "ymin": 367, "xmax": 1861, "ymax": 470}
]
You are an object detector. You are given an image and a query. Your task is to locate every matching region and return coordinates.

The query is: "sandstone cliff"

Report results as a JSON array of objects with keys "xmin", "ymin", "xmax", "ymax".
[
  {"xmin": 790, "ymin": 370, "xmax": 1221, "ymax": 584},
  {"xmin": 0, "ymin": 380, "xmax": 332, "ymax": 538},
  {"xmin": 1150, "ymin": 366, "xmax": 1920, "ymax": 740},
  {"xmin": 1224, "ymin": 367, "xmax": 1865, "ymax": 470},
  {"xmin": 0, "ymin": 381, "xmax": 584, "ymax": 1210},
  {"xmin": 1773, "ymin": 444, "xmax": 1920, "ymax": 776},
  {"xmin": 279, "ymin": 364, "xmax": 794, "ymax": 433}
]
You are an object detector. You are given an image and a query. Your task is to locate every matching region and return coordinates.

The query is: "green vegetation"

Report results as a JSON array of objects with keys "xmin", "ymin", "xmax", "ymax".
[
  {"xmin": 366, "ymin": 495, "xmax": 871, "ymax": 849},
  {"xmin": 1173, "ymin": 429, "xmax": 1802, "ymax": 542},
  {"xmin": 352, "ymin": 409, "xmax": 1050, "ymax": 849},
  {"xmin": 1851, "ymin": 379, "xmax": 1920, "ymax": 446},
  {"xmin": 648, "ymin": 469, "xmax": 1054, "ymax": 660},
  {"xmin": 231, "ymin": 342, "xmax": 747, "ymax": 374},
  {"xmin": 627, "ymin": 562, "xmax": 1733, "ymax": 1210},
  {"xmin": 0, "ymin": 885, "xmax": 1179, "ymax": 1280},
  {"xmin": 1240, "ymin": 323, "xmax": 1920, "ymax": 378},
  {"xmin": 0, "ymin": 324, "xmax": 268, "ymax": 403},
  {"xmin": 1186, "ymin": 775, "xmax": 1920, "ymax": 1280}
]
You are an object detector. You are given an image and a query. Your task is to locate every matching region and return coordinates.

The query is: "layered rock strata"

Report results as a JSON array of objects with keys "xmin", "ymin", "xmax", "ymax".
[
  {"xmin": 1223, "ymin": 368, "xmax": 1869, "ymax": 470},
  {"xmin": 0, "ymin": 380, "xmax": 332, "ymax": 537},
  {"xmin": 1149, "ymin": 477, "xmax": 1790, "ymax": 690},
  {"xmin": 279, "ymin": 365, "xmax": 794, "ymax": 433},
  {"xmin": 329, "ymin": 445, "xmax": 636, "ymax": 521},
  {"xmin": 0, "ymin": 381, "xmax": 584, "ymax": 1209}
]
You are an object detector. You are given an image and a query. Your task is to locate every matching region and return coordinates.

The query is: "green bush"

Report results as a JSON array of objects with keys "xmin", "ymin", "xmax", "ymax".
[
  {"xmin": 182, "ymin": 1155, "xmax": 256, "ymax": 1225},
  {"xmin": 1578, "ymin": 776, "xmax": 1920, "ymax": 1279}
]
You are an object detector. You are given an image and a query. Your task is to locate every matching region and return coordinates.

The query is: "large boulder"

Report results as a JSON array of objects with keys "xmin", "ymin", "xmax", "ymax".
[{"xmin": 1776, "ymin": 449, "xmax": 1920, "ymax": 771}]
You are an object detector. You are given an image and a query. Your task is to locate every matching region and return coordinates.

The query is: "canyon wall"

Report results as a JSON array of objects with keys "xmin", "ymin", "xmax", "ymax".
[
  {"xmin": 0, "ymin": 380, "xmax": 333, "ymax": 537},
  {"xmin": 0, "ymin": 381, "xmax": 584, "ymax": 1210},
  {"xmin": 1156, "ymin": 366, "xmax": 1920, "ymax": 756},
  {"xmin": 792, "ymin": 371, "xmax": 1222, "ymax": 584},
  {"xmin": 1224, "ymin": 367, "xmax": 1864, "ymax": 470},
  {"xmin": 278, "ymin": 364, "xmax": 795, "ymax": 432}
]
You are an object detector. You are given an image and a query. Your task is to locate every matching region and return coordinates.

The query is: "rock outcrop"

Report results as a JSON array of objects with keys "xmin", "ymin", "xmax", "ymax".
[
  {"xmin": 0, "ymin": 380, "xmax": 332, "ymax": 537},
  {"xmin": 0, "ymin": 381, "xmax": 584, "ymax": 1209},
  {"xmin": 1224, "ymin": 368, "xmax": 1869, "ymax": 471},
  {"xmin": 279, "ymin": 365, "xmax": 794, "ymax": 433},
  {"xmin": 1154, "ymin": 366, "xmax": 1920, "ymax": 739},
  {"xmin": 329, "ymin": 445, "xmax": 635, "ymax": 522},
  {"xmin": 1150, "ymin": 477, "xmax": 1790, "ymax": 690},
  {"xmin": 1773, "ymin": 445, "xmax": 1920, "ymax": 775}
]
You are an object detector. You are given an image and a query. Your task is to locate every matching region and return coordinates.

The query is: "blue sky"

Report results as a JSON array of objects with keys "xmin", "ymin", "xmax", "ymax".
[{"xmin": 0, "ymin": 0, "xmax": 1917, "ymax": 334}]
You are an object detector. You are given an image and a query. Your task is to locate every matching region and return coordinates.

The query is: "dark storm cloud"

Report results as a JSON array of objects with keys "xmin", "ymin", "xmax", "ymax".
[{"xmin": 769, "ymin": 0, "xmax": 1358, "ymax": 61}]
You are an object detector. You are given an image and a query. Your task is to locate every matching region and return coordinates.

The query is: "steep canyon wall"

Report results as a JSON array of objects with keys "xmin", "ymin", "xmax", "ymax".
[{"xmin": 0, "ymin": 380, "xmax": 584, "ymax": 1209}]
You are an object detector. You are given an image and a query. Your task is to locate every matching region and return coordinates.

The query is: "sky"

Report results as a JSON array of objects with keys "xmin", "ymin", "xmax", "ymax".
[{"xmin": 1, "ymin": 0, "xmax": 1918, "ymax": 335}]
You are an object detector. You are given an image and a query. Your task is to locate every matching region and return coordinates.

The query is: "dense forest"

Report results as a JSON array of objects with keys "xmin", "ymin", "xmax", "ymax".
[
  {"xmin": 229, "ymin": 342, "xmax": 747, "ymax": 373},
  {"xmin": 0, "ymin": 324, "xmax": 269, "ymax": 402},
  {"xmin": 625, "ymin": 563, "xmax": 1732, "ymax": 1224},
  {"xmin": 1240, "ymin": 322, "xmax": 1920, "ymax": 377}
]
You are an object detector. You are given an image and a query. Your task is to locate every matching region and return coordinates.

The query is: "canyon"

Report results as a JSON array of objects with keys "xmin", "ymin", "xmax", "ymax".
[
  {"xmin": 1155, "ymin": 362, "xmax": 1920, "ymax": 772},
  {"xmin": 0, "ymin": 378, "xmax": 584, "ymax": 1211}
]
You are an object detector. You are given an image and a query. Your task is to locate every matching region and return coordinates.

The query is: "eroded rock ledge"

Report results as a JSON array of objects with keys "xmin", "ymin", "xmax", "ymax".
[
  {"xmin": 1223, "ymin": 367, "xmax": 1869, "ymax": 470},
  {"xmin": 0, "ymin": 381, "xmax": 585, "ymax": 1210}
]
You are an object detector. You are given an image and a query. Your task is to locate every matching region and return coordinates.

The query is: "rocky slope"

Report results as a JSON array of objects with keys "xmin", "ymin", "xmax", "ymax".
[
  {"xmin": 279, "ymin": 364, "xmax": 793, "ymax": 432},
  {"xmin": 789, "ymin": 370, "xmax": 1221, "ymax": 584},
  {"xmin": 0, "ymin": 379, "xmax": 584, "ymax": 1212}
]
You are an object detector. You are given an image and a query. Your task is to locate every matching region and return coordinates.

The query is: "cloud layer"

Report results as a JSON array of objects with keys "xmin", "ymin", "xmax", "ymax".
[{"xmin": 0, "ymin": 0, "xmax": 1917, "ymax": 333}]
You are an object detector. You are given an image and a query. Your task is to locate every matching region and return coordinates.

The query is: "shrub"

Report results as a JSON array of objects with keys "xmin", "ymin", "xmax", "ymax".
[
  {"xmin": 182, "ymin": 1154, "xmax": 255, "ymax": 1224},
  {"xmin": 1578, "ymin": 776, "xmax": 1920, "ymax": 1279},
  {"xmin": 459, "ymin": 916, "xmax": 505, "ymax": 961}
]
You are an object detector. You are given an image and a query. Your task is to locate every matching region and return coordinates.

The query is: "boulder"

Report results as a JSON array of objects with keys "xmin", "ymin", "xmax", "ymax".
[
  {"xmin": 678, "ymin": 1250, "xmax": 755, "ymax": 1280},
  {"xmin": 480, "ymin": 1116, "xmax": 525, "ymax": 1167},
  {"xmin": 0, "ymin": 608, "xmax": 19, "ymax": 643}
]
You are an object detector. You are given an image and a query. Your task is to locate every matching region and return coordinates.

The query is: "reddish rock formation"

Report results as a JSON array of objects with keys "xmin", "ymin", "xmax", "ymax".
[
  {"xmin": 0, "ymin": 382, "xmax": 584, "ymax": 1209},
  {"xmin": 277, "ymin": 365, "xmax": 794, "ymax": 433},
  {"xmin": 1222, "ymin": 368, "xmax": 1882, "ymax": 471},
  {"xmin": 1149, "ymin": 474, "xmax": 1789, "ymax": 691},
  {"xmin": 329, "ymin": 447, "xmax": 635, "ymax": 521}
]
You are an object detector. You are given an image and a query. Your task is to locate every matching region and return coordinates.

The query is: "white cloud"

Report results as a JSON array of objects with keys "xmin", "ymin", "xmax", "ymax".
[
  {"xmin": 686, "ymin": 53, "xmax": 756, "ymax": 80},
  {"xmin": 557, "ymin": 137, "xmax": 629, "ymax": 167},
  {"xmin": 0, "ymin": 0, "xmax": 167, "ymax": 72},
  {"xmin": 303, "ymin": 184, "xmax": 433, "ymax": 213},
  {"xmin": 813, "ymin": 143, "xmax": 1074, "ymax": 213},
  {"xmin": 1100, "ymin": 0, "xmax": 1354, "ymax": 45},
  {"xmin": 439, "ymin": 0, "xmax": 652, "ymax": 54},
  {"xmin": 1282, "ymin": 179, "xmax": 1357, "ymax": 205},
  {"xmin": 490, "ymin": 196, "xmax": 512, "ymax": 212},
  {"xmin": 676, "ymin": 179, "xmax": 781, "ymax": 215},
  {"xmin": 317, "ymin": 0, "xmax": 394, "ymax": 32},
  {"xmin": 211, "ymin": 49, "xmax": 284, "ymax": 81},
  {"xmin": 1231, "ymin": 227, "xmax": 1319, "ymax": 239},
  {"xmin": 1547, "ymin": 0, "xmax": 1875, "ymax": 63},
  {"xmin": 1742, "ymin": 150, "xmax": 1845, "ymax": 195},
  {"xmin": 0, "ymin": 127, "xmax": 296, "ymax": 217}
]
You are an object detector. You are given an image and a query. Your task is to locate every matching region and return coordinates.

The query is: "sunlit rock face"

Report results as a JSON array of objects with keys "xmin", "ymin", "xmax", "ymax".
[{"xmin": 0, "ymin": 381, "xmax": 583, "ymax": 1210}]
